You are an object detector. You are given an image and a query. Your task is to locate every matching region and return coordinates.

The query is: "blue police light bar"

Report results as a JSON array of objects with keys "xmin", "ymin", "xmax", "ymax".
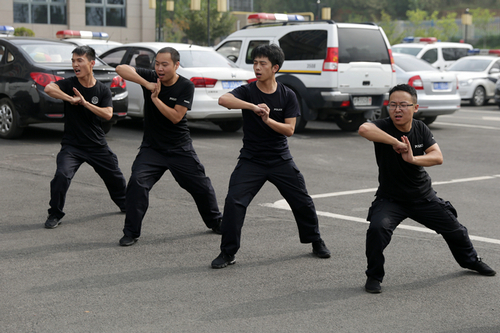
[{"xmin": 0, "ymin": 25, "xmax": 15, "ymax": 35}]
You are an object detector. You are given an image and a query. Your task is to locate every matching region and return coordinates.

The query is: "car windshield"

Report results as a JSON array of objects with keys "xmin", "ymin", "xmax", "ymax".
[
  {"xmin": 394, "ymin": 55, "xmax": 437, "ymax": 72},
  {"xmin": 179, "ymin": 50, "xmax": 238, "ymax": 68},
  {"xmin": 391, "ymin": 46, "xmax": 423, "ymax": 56},
  {"xmin": 447, "ymin": 58, "xmax": 492, "ymax": 72},
  {"xmin": 13, "ymin": 40, "xmax": 107, "ymax": 66}
]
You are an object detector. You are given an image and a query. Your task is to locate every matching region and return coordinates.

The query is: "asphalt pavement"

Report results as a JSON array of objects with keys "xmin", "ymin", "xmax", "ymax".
[{"xmin": 1, "ymin": 106, "xmax": 500, "ymax": 332}]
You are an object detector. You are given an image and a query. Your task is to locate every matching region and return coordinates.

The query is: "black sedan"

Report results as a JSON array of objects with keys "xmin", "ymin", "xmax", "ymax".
[{"xmin": 0, "ymin": 37, "xmax": 128, "ymax": 139}]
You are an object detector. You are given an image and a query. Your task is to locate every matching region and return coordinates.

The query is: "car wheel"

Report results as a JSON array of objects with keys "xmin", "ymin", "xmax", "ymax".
[
  {"xmin": 335, "ymin": 113, "xmax": 366, "ymax": 131},
  {"xmin": 370, "ymin": 106, "xmax": 389, "ymax": 121},
  {"xmin": 422, "ymin": 116, "xmax": 437, "ymax": 125},
  {"xmin": 471, "ymin": 86, "xmax": 486, "ymax": 106},
  {"xmin": 0, "ymin": 98, "xmax": 24, "ymax": 139},
  {"xmin": 217, "ymin": 119, "xmax": 242, "ymax": 132},
  {"xmin": 101, "ymin": 121, "xmax": 113, "ymax": 134}
]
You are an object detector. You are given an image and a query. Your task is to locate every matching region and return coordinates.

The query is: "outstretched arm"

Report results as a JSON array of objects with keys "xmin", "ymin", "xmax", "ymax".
[
  {"xmin": 116, "ymin": 65, "xmax": 156, "ymax": 91},
  {"xmin": 358, "ymin": 122, "xmax": 408, "ymax": 153}
]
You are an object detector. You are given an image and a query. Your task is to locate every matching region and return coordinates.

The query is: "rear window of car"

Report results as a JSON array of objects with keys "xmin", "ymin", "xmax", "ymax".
[
  {"xmin": 14, "ymin": 40, "xmax": 107, "ymax": 66},
  {"xmin": 179, "ymin": 50, "xmax": 237, "ymax": 68},
  {"xmin": 391, "ymin": 46, "xmax": 423, "ymax": 56},
  {"xmin": 447, "ymin": 58, "xmax": 493, "ymax": 72},
  {"xmin": 394, "ymin": 55, "xmax": 437, "ymax": 72},
  {"xmin": 279, "ymin": 30, "xmax": 327, "ymax": 60},
  {"xmin": 338, "ymin": 28, "xmax": 390, "ymax": 64}
]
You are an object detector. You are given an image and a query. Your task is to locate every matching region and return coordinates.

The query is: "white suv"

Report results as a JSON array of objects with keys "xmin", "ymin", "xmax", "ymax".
[
  {"xmin": 391, "ymin": 38, "xmax": 473, "ymax": 71},
  {"xmin": 215, "ymin": 19, "xmax": 397, "ymax": 131}
]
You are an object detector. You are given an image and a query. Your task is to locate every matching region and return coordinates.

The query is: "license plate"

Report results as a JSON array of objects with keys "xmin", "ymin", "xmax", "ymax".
[
  {"xmin": 353, "ymin": 96, "xmax": 372, "ymax": 106},
  {"xmin": 433, "ymin": 82, "xmax": 449, "ymax": 90},
  {"xmin": 222, "ymin": 81, "xmax": 245, "ymax": 89}
]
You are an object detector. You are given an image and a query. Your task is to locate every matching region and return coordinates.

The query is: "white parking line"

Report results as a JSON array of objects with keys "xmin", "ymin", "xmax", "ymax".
[
  {"xmin": 261, "ymin": 175, "xmax": 500, "ymax": 245},
  {"xmin": 434, "ymin": 122, "xmax": 500, "ymax": 130}
]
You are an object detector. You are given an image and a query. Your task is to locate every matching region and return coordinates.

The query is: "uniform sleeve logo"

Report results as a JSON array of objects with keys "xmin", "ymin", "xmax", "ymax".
[{"xmin": 91, "ymin": 96, "xmax": 99, "ymax": 104}]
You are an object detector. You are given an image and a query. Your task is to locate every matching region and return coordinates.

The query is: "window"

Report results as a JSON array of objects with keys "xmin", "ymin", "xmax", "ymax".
[
  {"xmin": 421, "ymin": 49, "xmax": 438, "ymax": 64},
  {"xmin": 245, "ymin": 40, "xmax": 270, "ymax": 64},
  {"xmin": 337, "ymin": 28, "xmax": 391, "ymax": 64},
  {"xmin": 100, "ymin": 49, "xmax": 127, "ymax": 67},
  {"xmin": 86, "ymin": 0, "xmax": 126, "ymax": 27},
  {"xmin": 13, "ymin": 0, "xmax": 67, "ymax": 25},
  {"xmin": 443, "ymin": 47, "xmax": 469, "ymax": 61},
  {"xmin": 216, "ymin": 41, "xmax": 242, "ymax": 62},
  {"xmin": 279, "ymin": 30, "xmax": 327, "ymax": 61}
]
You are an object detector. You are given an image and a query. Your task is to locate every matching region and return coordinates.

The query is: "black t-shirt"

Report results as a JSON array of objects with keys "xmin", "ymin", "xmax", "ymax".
[
  {"xmin": 372, "ymin": 118, "xmax": 436, "ymax": 201},
  {"xmin": 136, "ymin": 68, "xmax": 193, "ymax": 150},
  {"xmin": 56, "ymin": 77, "xmax": 112, "ymax": 148},
  {"xmin": 230, "ymin": 81, "xmax": 300, "ymax": 157}
]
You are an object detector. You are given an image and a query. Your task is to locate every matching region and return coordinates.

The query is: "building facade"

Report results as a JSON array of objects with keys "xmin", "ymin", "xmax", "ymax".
[{"xmin": 1, "ymin": 0, "xmax": 156, "ymax": 43}]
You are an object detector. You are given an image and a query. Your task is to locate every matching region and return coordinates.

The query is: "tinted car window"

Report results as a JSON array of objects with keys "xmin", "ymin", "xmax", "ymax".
[
  {"xmin": 179, "ymin": 50, "xmax": 237, "ymax": 68},
  {"xmin": 100, "ymin": 49, "xmax": 127, "ymax": 67},
  {"xmin": 421, "ymin": 49, "xmax": 438, "ymax": 63},
  {"xmin": 394, "ymin": 55, "xmax": 437, "ymax": 72},
  {"xmin": 337, "ymin": 28, "xmax": 390, "ymax": 64},
  {"xmin": 279, "ymin": 30, "xmax": 327, "ymax": 60},
  {"xmin": 245, "ymin": 40, "xmax": 270, "ymax": 64},
  {"xmin": 130, "ymin": 49, "xmax": 155, "ymax": 68},
  {"xmin": 442, "ymin": 47, "xmax": 470, "ymax": 61}
]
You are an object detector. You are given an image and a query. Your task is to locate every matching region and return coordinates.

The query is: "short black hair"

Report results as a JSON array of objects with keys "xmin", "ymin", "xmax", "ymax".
[
  {"xmin": 72, "ymin": 45, "xmax": 95, "ymax": 62},
  {"xmin": 251, "ymin": 44, "xmax": 284, "ymax": 70},
  {"xmin": 157, "ymin": 47, "xmax": 180, "ymax": 63},
  {"xmin": 389, "ymin": 84, "xmax": 418, "ymax": 103}
]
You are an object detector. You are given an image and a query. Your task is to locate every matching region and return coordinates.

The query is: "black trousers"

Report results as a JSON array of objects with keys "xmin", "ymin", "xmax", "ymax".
[
  {"xmin": 123, "ymin": 144, "xmax": 222, "ymax": 238},
  {"xmin": 48, "ymin": 144, "xmax": 127, "ymax": 218},
  {"xmin": 220, "ymin": 156, "xmax": 321, "ymax": 256},
  {"xmin": 366, "ymin": 194, "xmax": 479, "ymax": 282}
]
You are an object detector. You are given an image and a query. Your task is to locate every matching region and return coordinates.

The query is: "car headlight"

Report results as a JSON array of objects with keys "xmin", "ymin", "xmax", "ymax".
[{"xmin": 459, "ymin": 79, "xmax": 473, "ymax": 86}]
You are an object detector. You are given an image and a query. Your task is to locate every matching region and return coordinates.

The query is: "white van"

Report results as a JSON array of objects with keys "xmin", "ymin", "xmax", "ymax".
[
  {"xmin": 215, "ymin": 17, "xmax": 397, "ymax": 131},
  {"xmin": 391, "ymin": 38, "xmax": 473, "ymax": 71}
]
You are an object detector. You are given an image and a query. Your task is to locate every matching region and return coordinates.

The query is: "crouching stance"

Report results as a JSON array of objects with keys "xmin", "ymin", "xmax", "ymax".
[{"xmin": 358, "ymin": 84, "xmax": 495, "ymax": 293}]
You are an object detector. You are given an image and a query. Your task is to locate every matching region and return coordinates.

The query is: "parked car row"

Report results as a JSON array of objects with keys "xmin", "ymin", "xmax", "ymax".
[{"xmin": 0, "ymin": 37, "xmax": 127, "ymax": 139}]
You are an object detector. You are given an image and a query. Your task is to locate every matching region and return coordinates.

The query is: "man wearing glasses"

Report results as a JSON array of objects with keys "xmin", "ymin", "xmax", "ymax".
[{"xmin": 358, "ymin": 84, "xmax": 495, "ymax": 293}]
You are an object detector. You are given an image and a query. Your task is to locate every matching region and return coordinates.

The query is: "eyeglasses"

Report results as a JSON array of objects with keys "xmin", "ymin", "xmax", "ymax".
[{"xmin": 388, "ymin": 103, "xmax": 414, "ymax": 111}]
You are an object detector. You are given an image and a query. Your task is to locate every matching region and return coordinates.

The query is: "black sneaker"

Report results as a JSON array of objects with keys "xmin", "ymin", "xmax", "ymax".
[
  {"xmin": 365, "ymin": 277, "xmax": 382, "ymax": 293},
  {"xmin": 44, "ymin": 215, "xmax": 61, "ymax": 229},
  {"xmin": 211, "ymin": 218, "xmax": 222, "ymax": 235},
  {"xmin": 211, "ymin": 252, "xmax": 235, "ymax": 269},
  {"xmin": 312, "ymin": 239, "xmax": 331, "ymax": 258},
  {"xmin": 119, "ymin": 235, "xmax": 138, "ymax": 246},
  {"xmin": 467, "ymin": 258, "xmax": 496, "ymax": 276}
]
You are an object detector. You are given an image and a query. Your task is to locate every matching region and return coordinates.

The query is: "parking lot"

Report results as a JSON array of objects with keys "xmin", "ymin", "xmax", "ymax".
[{"xmin": 1, "ymin": 105, "xmax": 500, "ymax": 332}]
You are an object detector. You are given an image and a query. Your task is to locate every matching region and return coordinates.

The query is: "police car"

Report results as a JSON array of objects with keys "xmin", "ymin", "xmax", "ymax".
[
  {"xmin": 57, "ymin": 30, "xmax": 122, "ymax": 56},
  {"xmin": 215, "ymin": 13, "xmax": 397, "ymax": 132},
  {"xmin": 446, "ymin": 49, "xmax": 500, "ymax": 106},
  {"xmin": 0, "ymin": 25, "xmax": 14, "ymax": 38},
  {"xmin": 391, "ymin": 37, "xmax": 473, "ymax": 71}
]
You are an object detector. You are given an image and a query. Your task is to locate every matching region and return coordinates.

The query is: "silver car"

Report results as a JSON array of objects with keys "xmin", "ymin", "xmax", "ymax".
[
  {"xmin": 446, "ymin": 55, "xmax": 500, "ymax": 106},
  {"xmin": 100, "ymin": 42, "xmax": 256, "ymax": 132},
  {"xmin": 375, "ymin": 53, "xmax": 460, "ymax": 125}
]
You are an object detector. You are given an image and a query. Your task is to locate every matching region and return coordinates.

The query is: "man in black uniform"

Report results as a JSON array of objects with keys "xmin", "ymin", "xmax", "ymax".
[
  {"xmin": 116, "ymin": 47, "xmax": 222, "ymax": 246},
  {"xmin": 44, "ymin": 46, "xmax": 127, "ymax": 228},
  {"xmin": 211, "ymin": 44, "xmax": 331, "ymax": 269},
  {"xmin": 358, "ymin": 84, "xmax": 496, "ymax": 293}
]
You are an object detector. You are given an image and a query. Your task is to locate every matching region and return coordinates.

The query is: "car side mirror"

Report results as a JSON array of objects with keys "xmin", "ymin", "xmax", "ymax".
[{"xmin": 490, "ymin": 68, "xmax": 500, "ymax": 74}]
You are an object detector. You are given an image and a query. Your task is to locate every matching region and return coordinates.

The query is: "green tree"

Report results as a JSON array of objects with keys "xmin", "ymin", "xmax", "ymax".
[
  {"xmin": 470, "ymin": 8, "xmax": 494, "ymax": 47},
  {"xmin": 406, "ymin": 9, "xmax": 428, "ymax": 37},
  {"xmin": 156, "ymin": 0, "xmax": 235, "ymax": 45},
  {"xmin": 14, "ymin": 27, "xmax": 34, "ymax": 37},
  {"xmin": 378, "ymin": 10, "xmax": 405, "ymax": 45},
  {"xmin": 435, "ymin": 12, "xmax": 458, "ymax": 42}
]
